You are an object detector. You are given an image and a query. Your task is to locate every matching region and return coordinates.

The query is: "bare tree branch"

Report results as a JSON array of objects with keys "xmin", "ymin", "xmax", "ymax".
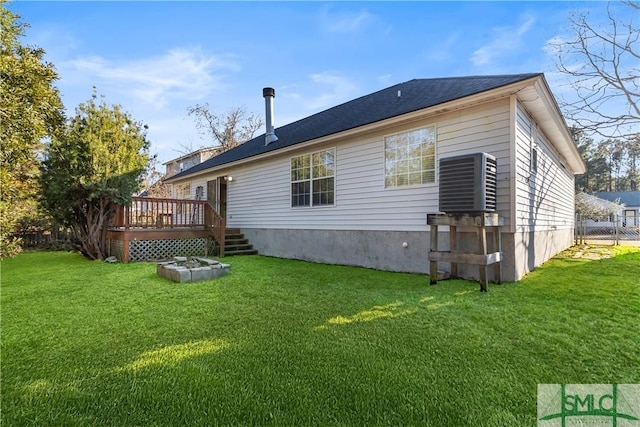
[
  {"xmin": 552, "ymin": 1, "xmax": 639, "ymax": 139},
  {"xmin": 187, "ymin": 104, "xmax": 263, "ymax": 152}
]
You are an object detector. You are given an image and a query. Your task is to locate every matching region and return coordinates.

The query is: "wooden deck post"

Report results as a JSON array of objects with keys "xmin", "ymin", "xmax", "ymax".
[{"xmin": 122, "ymin": 239, "xmax": 130, "ymax": 263}]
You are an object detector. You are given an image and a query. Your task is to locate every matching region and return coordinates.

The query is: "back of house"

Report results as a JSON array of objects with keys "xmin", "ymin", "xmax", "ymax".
[{"xmin": 167, "ymin": 73, "xmax": 586, "ymax": 281}]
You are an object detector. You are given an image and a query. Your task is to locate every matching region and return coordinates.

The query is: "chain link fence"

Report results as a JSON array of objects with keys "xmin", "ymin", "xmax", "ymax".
[{"xmin": 575, "ymin": 213, "xmax": 640, "ymax": 245}]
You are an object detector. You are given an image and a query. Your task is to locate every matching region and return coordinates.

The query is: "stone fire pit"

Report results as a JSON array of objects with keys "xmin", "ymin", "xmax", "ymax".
[{"xmin": 157, "ymin": 257, "xmax": 230, "ymax": 283}]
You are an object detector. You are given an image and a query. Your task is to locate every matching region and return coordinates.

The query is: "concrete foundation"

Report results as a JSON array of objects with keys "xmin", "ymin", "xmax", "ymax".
[{"xmin": 241, "ymin": 227, "xmax": 575, "ymax": 282}]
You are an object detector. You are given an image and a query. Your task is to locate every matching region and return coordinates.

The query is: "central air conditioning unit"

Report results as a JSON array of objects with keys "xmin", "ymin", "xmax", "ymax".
[{"xmin": 438, "ymin": 152, "xmax": 497, "ymax": 213}]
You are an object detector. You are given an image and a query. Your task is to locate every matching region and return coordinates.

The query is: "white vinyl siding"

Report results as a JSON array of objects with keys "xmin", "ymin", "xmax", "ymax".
[
  {"xmin": 437, "ymin": 99, "xmax": 513, "ymax": 228},
  {"xmin": 216, "ymin": 98, "xmax": 513, "ymax": 232},
  {"xmin": 515, "ymin": 102, "xmax": 575, "ymax": 232}
]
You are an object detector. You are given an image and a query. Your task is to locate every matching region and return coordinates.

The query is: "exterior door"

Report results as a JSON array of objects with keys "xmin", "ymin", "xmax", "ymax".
[
  {"xmin": 623, "ymin": 209, "xmax": 637, "ymax": 227},
  {"xmin": 207, "ymin": 177, "xmax": 228, "ymax": 219}
]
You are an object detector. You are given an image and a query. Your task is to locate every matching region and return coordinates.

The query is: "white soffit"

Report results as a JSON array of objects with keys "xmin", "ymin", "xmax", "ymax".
[{"xmin": 516, "ymin": 79, "xmax": 586, "ymax": 175}]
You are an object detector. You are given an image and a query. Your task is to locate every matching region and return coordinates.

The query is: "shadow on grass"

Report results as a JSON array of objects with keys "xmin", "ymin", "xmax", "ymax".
[{"xmin": 313, "ymin": 279, "xmax": 484, "ymax": 332}]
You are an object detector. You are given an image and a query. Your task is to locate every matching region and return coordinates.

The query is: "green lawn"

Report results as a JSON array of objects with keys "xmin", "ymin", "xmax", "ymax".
[{"xmin": 1, "ymin": 247, "xmax": 639, "ymax": 426}]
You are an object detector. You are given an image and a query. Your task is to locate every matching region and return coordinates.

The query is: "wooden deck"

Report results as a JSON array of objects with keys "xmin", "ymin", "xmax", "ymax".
[{"xmin": 109, "ymin": 197, "xmax": 226, "ymax": 262}]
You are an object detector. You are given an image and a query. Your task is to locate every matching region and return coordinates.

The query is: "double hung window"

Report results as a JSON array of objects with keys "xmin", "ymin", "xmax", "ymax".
[
  {"xmin": 384, "ymin": 126, "xmax": 436, "ymax": 187},
  {"xmin": 291, "ymin": 148, "xmax": 335, "ymax": 207}
]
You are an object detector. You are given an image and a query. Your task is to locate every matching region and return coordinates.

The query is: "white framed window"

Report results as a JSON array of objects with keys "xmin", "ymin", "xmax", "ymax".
[
  {"xmin": 291, "ymin": 148, "xmax": 335, "ymax": 207},
  {"xmin": 175, "ymin": 183, "xmax": 191, "ymax": 199},
  {"xmin": 530, "ymin": 125, "xmax": 539, "ymax": 174},
  {"xmin": 384, "ymin": 126, "xmax": 436, "ymax": 187}
]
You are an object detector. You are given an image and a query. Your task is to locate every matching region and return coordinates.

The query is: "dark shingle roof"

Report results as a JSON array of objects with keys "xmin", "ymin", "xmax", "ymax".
[{"xmin": 171, "ymin": 73, "xmax": 541, "ymax": 179}]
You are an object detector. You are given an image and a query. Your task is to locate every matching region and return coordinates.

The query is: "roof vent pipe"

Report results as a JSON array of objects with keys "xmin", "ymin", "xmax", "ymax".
[{"xmin": 263, "ymin": 87, "xmax": 278, "ymax": 145}]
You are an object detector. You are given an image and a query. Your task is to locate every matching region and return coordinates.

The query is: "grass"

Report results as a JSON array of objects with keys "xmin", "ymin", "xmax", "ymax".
[{"xmin": 1, "ymin": 246, "xmax": 639, "ymax": 426}]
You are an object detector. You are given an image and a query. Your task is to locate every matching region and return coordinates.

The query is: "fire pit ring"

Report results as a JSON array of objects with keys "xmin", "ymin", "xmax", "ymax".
[{"xmin": 157, "ymin": 257, "xmax": 230, "ymax": 283}]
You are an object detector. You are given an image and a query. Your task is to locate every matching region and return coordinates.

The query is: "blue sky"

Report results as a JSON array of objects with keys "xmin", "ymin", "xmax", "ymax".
[{"xmin": 9, "ymin": 1, "xmax": 610, "ymax": 166}]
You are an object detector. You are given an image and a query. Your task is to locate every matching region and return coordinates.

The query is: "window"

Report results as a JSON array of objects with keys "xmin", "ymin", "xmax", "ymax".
[
  {"xmin": 175, "ymin": 183, "xmax": 191, "ymax": 199},
  {"xmin": 195, "ymin": 185, "xmax": 204, "ymax": 200},
  {"xmin": 291, "ymin": 149, "xmax": 335, "ymax": 207},
  {"xmin": 385, "ymin": 126, "xmax": 436, "ymax": 187},
  {"xmin": 531, "ymin": 145, "xmax": 538, "ymax": 173}
]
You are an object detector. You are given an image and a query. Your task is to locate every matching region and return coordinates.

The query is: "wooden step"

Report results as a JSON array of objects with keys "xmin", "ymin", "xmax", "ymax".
[
  {"xmin": 220, "ymin": 228, "xmax": 258, "ymax": 256},
  {"xmin": 226, "ymin": 238, "xmax": 249, "ymax": 245},
  {"xmin": 225, "ymin": 243, "xmax": 253, "ymax": 251},
  {"xmin": 224, "ymin": 248, "xmax": 258, "ymax": 256}
]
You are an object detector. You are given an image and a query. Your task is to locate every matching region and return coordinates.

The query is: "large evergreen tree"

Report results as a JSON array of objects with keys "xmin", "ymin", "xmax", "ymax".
[
  {"xmin": 625, "ymin": 133, "xmax": 640, "ymax": 190},
  {"xmin": 0, "ymin": 3, "xmax": 65, "ymax": 257},
  {"xmin": 40, "ymin": 92, "xmax": 150, "ymax": 260}
]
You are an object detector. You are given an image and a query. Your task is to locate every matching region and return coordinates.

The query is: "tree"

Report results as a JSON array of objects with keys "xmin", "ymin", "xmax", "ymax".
[
  {"xmin": 575, "ymin": 192, "xmax": 623, "ymax": 219},
  {"xmin": 625, "ymin": 133, "xmax": 640, "ymax": 190},
  {"xmin": 40, "ymin": 92, "xmax": 150, "ymax": 260},
  {"xmin": 597, "ymin": 138, "xmax": 628, "ymax": 191},
  {"xmin": 551, "ymin": 1, "xmax": 639, "ymax": 139},
  {"xmin": 141, "ymin": 156, "xmax": 172, "ymax": 198},
  {"xmin": 187, "ymin": 104, "xmax": 263, "ymax": 152},
  {"xmin": 0, "ymin": 3, "xmax": 65, "ymax": 258},
  {"xmin": 573, "ymin": 128, "xmax": 610, "ymax": 192}
]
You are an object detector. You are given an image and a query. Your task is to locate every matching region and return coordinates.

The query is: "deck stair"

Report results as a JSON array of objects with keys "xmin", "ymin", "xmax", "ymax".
[{"xmin": 224, "ymin": 228, "xmax": 258, "ymax": 256}]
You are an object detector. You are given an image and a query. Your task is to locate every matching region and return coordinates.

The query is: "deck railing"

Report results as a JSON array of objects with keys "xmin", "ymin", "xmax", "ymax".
[
  {"xmin": 112, "ymin": 197, "xmax": 226, "ymax": 254},
  {"xmin": 113, "ymin": 197, "xmax": 206, "ymax": 229},
  {"xmin": 204, "ymin": 202, "xmax": 226, "ymax": 257}
]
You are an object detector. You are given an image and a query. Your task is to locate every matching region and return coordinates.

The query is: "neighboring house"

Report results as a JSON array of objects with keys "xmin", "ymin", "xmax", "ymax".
[
  {"xmin": 166, "ymin": 74, "xmax": 586, "ymax": 281},
  {"xmin": 163, "ymin": 147, "xmax": 222, "ymax": 199},
  {"xmin": 593, "ymin": 191, "xmax": 640, "ymax": 227},
  {"xmin": 164, "ymin": 147, "xmax": 222, "ymax": 178}
]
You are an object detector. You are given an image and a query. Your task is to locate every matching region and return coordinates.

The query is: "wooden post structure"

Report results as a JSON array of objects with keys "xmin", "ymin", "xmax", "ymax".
[
  {"xmin": 430, "ymin": 223, "xmax": 439, "ymax": 285},
  {"xmin": 427, "ymin": 213, "xmax": 504, "ymax": 292}
]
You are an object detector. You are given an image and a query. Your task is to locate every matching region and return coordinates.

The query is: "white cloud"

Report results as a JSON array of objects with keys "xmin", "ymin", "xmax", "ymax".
[
  {"xmin": 320, "ymin": 7, "xmax": 375, "ymax": 34},
  {"xmin": 67, "ymin": 48, "xmax": 240, "ymax": 108},
  {"xmin": 428, "ymin": 32, "xmax": 461, "ymax": 63},
  {"xmin": 378, "ymin": 74, "xmax": 393, "ymax": 86},
  {"xmin": 543, "ymin": 35, "xmax": 566, "ymax": 56},
  {"xmin": 470, "ymin": 14, "xmax": 536, "ymax": 67},
  {"xmin": 303, "ymin": 72, "xmax": 358, "ymax": 111}
]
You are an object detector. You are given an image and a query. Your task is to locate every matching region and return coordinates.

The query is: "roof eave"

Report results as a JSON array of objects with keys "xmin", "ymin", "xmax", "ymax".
[
  {"xmin": 167, "ymin": 75, "xmax": 587, "ymax": 181},
  {"xmin": 162, "ymin": 147, "xmax": 220, "ymax": 166},
  {"xmin": 516, "ymin": 76, "xmax": 587, "ymax": 175}
]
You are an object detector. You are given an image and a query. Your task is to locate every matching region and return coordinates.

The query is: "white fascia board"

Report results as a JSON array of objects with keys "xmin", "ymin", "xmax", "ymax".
[{"xmin": 520, "ymin": 78, "xmax": 587, "ymax": 175}]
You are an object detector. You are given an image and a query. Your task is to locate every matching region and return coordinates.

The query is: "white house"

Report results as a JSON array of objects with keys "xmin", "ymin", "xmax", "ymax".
[
  {"xmin": 164, "ymin": 147, "xmax": 222, "ymax": 179},
  {"xmin": 163, "ymin": 147, "xmax": 221, "ymax": 200},
  {"xmin": 593, "ymin": 191, "xmax": 640, "ymax": 227},
  {"xmin": 166, "ymin": 74, "xmax": 586, "ymax": 281}
]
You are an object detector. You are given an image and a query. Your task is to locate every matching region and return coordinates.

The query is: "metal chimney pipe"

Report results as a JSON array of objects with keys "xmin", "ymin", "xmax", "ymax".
[{"xmin": 263, "ymin": 87, "xmax": 278, "ymax": 145}]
